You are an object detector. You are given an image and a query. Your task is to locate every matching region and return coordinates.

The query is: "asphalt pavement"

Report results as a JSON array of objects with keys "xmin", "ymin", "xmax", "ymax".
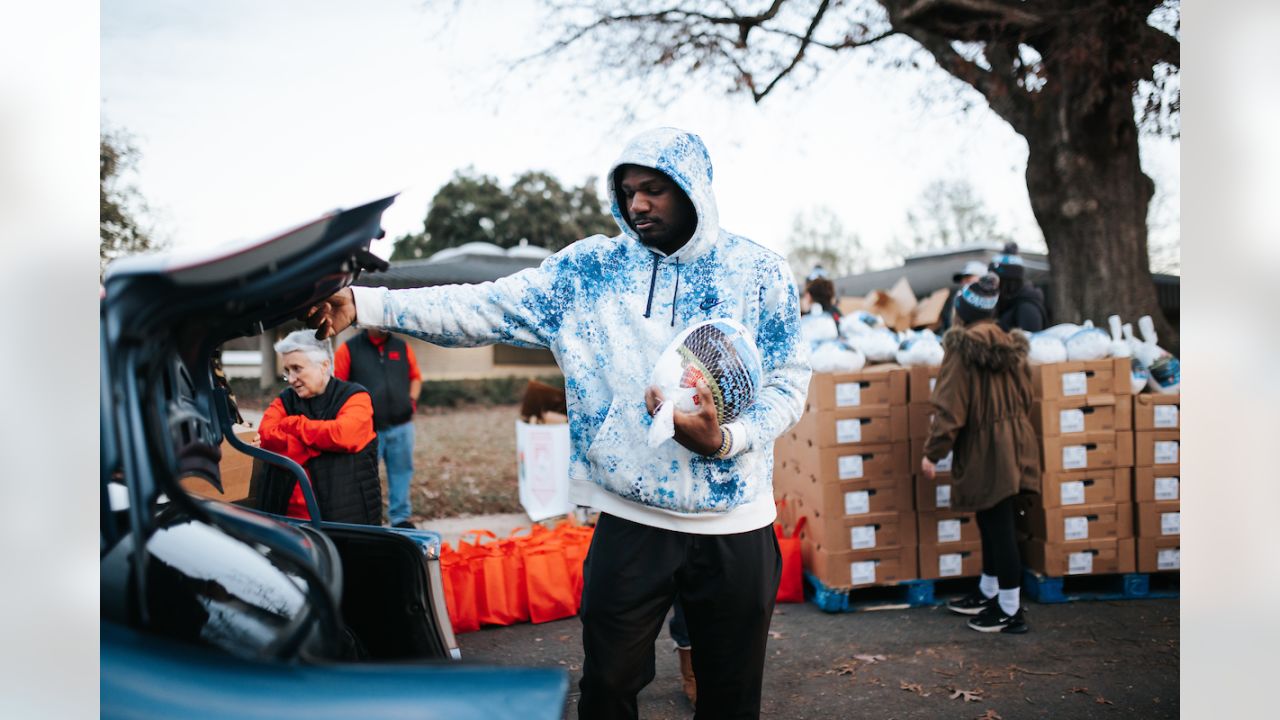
[{"xmin": 456, "ymin": 596, "xmax": 1179, "ymax": 719}]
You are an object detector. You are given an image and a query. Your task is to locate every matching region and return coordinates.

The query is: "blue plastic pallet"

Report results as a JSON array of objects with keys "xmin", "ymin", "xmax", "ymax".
[
  {"xmin": 1021, "ymin": 569, "xmax": 1180, "ymax": 604},
  {"xmin": 804, "ymin": 571, "xmax": 976, "ymax": 613}
]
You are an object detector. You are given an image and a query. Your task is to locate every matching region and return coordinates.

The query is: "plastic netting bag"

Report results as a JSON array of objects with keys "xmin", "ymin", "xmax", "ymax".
[{"xmin": 647, "ymin": 319, "xmax": 763, "ymax": 448}]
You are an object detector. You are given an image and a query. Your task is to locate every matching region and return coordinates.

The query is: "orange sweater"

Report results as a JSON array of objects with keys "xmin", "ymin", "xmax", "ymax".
[{"xmin": 258, "ymin": 391, "xmax": 376, "ymax": 519}]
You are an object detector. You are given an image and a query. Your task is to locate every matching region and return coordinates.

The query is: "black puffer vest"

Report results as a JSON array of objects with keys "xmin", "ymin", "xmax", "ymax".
[
  {"xmin": 344, "ymin": 332, "xmax": 414, "ymax": 430},
  {"xmin": 252, "ymin": 378, "xmax": 382, "ymax": 525}
]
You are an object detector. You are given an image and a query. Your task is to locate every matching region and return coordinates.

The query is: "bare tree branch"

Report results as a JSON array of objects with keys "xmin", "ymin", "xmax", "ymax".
[
  {"xmin": 893, "ymin": 0, "xmax": 1046, "ymax": 39},
  {"xmin": 898, "ymin": 24, "xmax": 1029, "ymax": 133}
]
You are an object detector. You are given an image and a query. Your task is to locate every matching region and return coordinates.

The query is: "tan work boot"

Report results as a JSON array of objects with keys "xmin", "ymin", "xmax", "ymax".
[{"xmin": 677, "ymin": 647, "xmax": 697, "ymax": 707}]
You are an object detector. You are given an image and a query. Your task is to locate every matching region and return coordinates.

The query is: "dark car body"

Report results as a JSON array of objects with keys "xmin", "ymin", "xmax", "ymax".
[{"xmin": 100, "ymin": 196, "xmax": 567, "ymax": 718}]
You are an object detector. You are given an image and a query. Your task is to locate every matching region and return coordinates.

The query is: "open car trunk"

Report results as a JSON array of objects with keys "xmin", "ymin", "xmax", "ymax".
[{"xmin": 100, "ymin": 195, "xmax": 463, "ymax": 665}]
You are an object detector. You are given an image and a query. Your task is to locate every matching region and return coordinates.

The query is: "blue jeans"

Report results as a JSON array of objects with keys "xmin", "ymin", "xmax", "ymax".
[
  {"xmin": 669, "ymin": 597, "xmax": 691, "ymax": 649},
  {"xmin": 377, "ymin": 421, "xmax": 415, "ymax": 525}
]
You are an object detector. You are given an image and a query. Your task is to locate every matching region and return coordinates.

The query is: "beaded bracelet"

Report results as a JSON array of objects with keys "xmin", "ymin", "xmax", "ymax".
[{"xmin": 713, "ymin": 425, "xmax": 733, "ymax": 459}]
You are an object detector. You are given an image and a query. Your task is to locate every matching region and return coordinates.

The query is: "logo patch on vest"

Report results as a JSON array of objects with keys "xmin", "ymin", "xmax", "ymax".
[
  {"xmin": 388, "ymin": 351, "xmax": 401, "ymax": 360},
  {"xmin": 700, "ymin": 296, "xmax": 725, "ymax": 312}
]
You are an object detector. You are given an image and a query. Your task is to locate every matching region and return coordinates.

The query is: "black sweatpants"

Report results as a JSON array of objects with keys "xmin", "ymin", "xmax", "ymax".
[
  {"xmin": 975, "ymin": 494, "xmax": 1021, "ymax": 589},
  {"xmin": 577, "ymin": 513, "xmax": 781, "ymax": 720}
]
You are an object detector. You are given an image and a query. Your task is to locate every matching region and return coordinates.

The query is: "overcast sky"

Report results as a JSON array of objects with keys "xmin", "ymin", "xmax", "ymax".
[{"xmin": 101, "ymin": 0, "xmax": 1178, "ymax": 267}]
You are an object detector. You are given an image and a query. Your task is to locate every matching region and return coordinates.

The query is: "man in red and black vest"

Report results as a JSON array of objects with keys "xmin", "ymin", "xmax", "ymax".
[{"xmin": 335, "ymin": 329, "xmax": 422, "ymax": 528}]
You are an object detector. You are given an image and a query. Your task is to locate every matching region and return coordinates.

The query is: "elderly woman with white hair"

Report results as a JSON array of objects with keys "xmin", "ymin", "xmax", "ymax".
[{"xmin": 251, "ymin": 329, "xmax": 382, "ymax": 525}]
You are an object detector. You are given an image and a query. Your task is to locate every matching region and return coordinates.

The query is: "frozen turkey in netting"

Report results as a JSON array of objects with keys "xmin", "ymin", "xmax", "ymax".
[{"xmin": 647, "ymin": 319, "xmax": 763, "ymax": 448}]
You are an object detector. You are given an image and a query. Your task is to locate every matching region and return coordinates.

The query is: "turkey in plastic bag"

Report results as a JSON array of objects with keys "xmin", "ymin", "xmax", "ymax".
[
  {"xmin": 647, "ymin": 318, "xmax": 763, "ymax": 448},
  {"xmin": 1065, "ymin": 320, "xmax": 1111, "ymax": 361},
  {"xmin": 1107, "ymin": 316, "xmax": 1131, "ymax": 358},
  {"xmin": 1135, "ymin": 315, "xmax": 1180, "ymax": 394},
  {"xmin": 1122, "ymin": 324, "xmax": 1152, "ymax": 392},
  {"xmin": 1025, "ymin": 330, "xmax": 1068, "ymax": 365},
  {"xmin": 1038, "ymin": 322, "xmax": 1083, "ymax": 341},
  {"xmin": 810, "ymin": 339, "xmax": 867, "ymax": 374},
  {"xmin": 895, "ymin": 329, "xmax": 944, "ymax": 367},
  {"xmin": 847, "ymin": 327, "xmax": 900, "ymax": 363},
  {"xmin": 799, "ymin": 308, "xmax": 839, "ymax": 347},
  {"xmin": 838, "ymin": 310, "xmax": 887, "ymax": 337}
]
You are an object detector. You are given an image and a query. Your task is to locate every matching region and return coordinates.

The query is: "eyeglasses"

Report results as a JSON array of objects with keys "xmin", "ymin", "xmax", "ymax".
[{"xmin": 281, "ymin": 368, "xmax": 309, "ymax": 381}]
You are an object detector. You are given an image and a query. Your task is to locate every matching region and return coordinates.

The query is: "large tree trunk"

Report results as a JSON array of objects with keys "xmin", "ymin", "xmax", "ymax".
[{"xmin": 1018, "ymin": 14, "xmax": 1177, "ymax": 351}]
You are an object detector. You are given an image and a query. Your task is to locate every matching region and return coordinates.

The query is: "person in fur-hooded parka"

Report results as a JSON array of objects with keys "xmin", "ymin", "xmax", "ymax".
[{"xmin": 923, "ymin": 320, "xmax": 1042, "ymax": 510}]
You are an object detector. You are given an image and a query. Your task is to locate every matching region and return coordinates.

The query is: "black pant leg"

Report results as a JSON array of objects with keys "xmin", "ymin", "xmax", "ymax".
[
  {"xmin": 577, "ymin": 514, "xmax": 681, "ymax": 720},
  {"xmin": 678, "ymin": 524, "xmax": 781, "ymax": 720},
  {"xmin": 976, "ymin": 502, "xmax": 997, "ymax": 577},
  {"xmin": 975, "ymin": 495, "xmax": 1021, "ymax": 589}
]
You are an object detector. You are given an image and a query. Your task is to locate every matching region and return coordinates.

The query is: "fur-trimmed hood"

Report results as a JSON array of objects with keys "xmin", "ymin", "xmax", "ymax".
[{"xmin": 942, "ymin": 320, "xmax": 1028, "ymax": 371}]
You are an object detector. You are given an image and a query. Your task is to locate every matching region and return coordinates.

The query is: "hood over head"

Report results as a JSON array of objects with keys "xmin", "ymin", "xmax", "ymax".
[
  {"xmin": 607, "ymin": 127, "xmax": 719, "ymax": 262},
  {"xmin": 942, "ymin": 320, "xmax": 1029, "ymax": 371}
]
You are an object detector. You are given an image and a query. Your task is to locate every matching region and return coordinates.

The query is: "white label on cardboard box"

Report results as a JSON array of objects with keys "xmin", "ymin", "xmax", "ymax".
[
  {"xmin": 938, "ymin": 553, "xmax": 963, "ymax": 577},
  {"xmin": 935, "ymin": 484, "xmax": 952, "ymax": 508},
  {"xmin": 844, "ymin": 490, "xmax": 870, "ymax": 515},
  {"xmin": 836, "ymin": 419, "xmax": 862, "ymax": 444},
  {"xmin": 850, "ymin": 561, "xmax": 876, "ymax": 586},
  {"xmin": 1060, "ymin": 481, "xmax": 1086, "ymax": 506},
  {"xmin": 1160, "ymin": 511, "xmax": 1181, "ymax": 536},
  {"xmin": 937, "ymin": 519, "xmax": 962, "ymax": 543},
  {"xmin": 936, "ymin": 451, "xmax": 953, "ymax": 473},
  {"xmin": 836, "ymin": 382, "xmax": 861, "ymax": 407},
  {"xmin": 1157, "ymin": 548, "xmax": 1180, "ymax": 570},
  {"xmin": 929, "ymin": 377, "xmax": 937, "ymax": 392},
  {"xmin": 1063, "ymin": 516, "xmax": 1089, "ymax": 541},
  {"xmin": 1067, "ymin": 551, "xmax": 1094, "ymax": 575},
  {"xmin": 838, "ymin": 455, "xmax": 864, "ymax": 480},
  {"xmin": 1154, "ymin": 476, "xmax": 1180, "ymax": 501},
  {"xmin": 1062, "ymin": 445, "xmax": 1088, "ymax": 470},
  {"xmin": 850, "ymin": 525, "xmax": 877, "ymax": 550},
  {"xmin": 1062, "ymin": 371, "xmax": 1088, "ymax": 396},
  {"xmin": 1154, "ymin": 441, "xmax": 1179, "ymax": 465},
  {"xmin": 1153, "ymin": 404, "xmax": 1179, "ymax": 429},
  {"xmin": 1059, "ymin": 409, "xmax": 1086, "ymax": 434}
]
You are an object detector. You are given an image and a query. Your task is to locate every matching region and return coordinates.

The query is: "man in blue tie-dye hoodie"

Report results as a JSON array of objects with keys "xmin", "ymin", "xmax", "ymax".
[{"xmin": 308, "ymin": 127, "xmax": 811, "ymax": 719}]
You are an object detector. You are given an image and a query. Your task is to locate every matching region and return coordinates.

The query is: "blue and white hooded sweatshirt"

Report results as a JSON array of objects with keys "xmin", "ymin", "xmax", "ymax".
[{"xmin": 352, "ymin": 128, "xmax": 811, "ymax": 534}]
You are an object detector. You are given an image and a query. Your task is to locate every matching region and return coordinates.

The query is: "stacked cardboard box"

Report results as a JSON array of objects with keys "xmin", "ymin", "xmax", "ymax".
[
  {"xmin": 1133, "ymin": 394, "xmax": 1180, "ymax": 573},
  {"xmin": 773, "ymin": 365, "xmax": 917, "ymax": 589},
  {"xmin": 907, "ymin": 366, "xmax": 986, "ymax": 580},
  {"xmin": 1018, "ymin": 358, "xmax": 1137, "ymax": 576}
]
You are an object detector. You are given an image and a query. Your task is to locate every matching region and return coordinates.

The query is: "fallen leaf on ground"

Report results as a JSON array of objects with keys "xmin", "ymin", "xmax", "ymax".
[
  {"xmin": 900, "ymin": 681, "xmax": 930, "ymax": 697},
  {"xmin": 1070, "ymin": 687, "xmax": 1090, "ymax": 695},
  {"xmin": 975, "ymin": 710, "xmax": 1003, "ymax": 720},
  {"xmin": 949, "ymin": 687, "xmax": 985, "ymax": 703},
  {"xmin": 1095, "ymin": 696, "xmax": 1115, "ymax": 705},
  {"xmin": 769, "ymin": 630, "xmax": 784, "ymax": 639},
  {"xmin": 835, "ymin": 663, "xmax": 857, "ymax": 677},
  {"xmin": 854, "ymin": 653, "xmax": 886, "ymax": 663}
]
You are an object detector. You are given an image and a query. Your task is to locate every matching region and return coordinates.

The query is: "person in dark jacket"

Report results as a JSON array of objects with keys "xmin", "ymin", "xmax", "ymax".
[
  {"xmin": 253, "ymin": 330, "xmax": 381, "ymax": 525},
  {"xmin": 990, "ymin": 242, "xmax": 1048, "ymax": 332},
  {"xmin": 335, "ymin": 329, "xmax": 422, "ymax": 529},
  {"xmin": 922, "ymin": 275, "xmax": 1041, "ymax": 634}
]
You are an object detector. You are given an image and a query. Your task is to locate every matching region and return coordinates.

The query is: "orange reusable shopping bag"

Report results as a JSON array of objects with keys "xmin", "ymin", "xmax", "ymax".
[
  {"xmin": 552, "ymin": 520, "xmax": 595, "ymax": 611},
  {"xmin": 459, "ymin": 529, "xmax": 518, "ymax": 627},
  {"xmin": 774, "ymin": 515, "xmax": 807, "ymax": 604},
  {"xmin": 520, "ymin": 534, "xmax": 578, "ymax": 624},
  {"xmin": 439, "ymin": 542, "xmax": 480, "ymax": 634},
  {"xmin": 498, "ymin": 526, "xmax": 544, "ymax": 624}
]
